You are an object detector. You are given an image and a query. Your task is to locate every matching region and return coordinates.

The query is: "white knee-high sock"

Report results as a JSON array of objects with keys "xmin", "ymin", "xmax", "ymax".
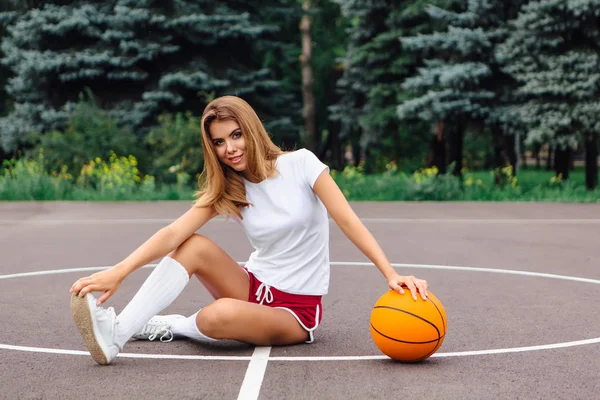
[
  {"xmin": 115, "ymin": 257, "xmax": 190, "ymax": 348},
  {"xmin": 171, "ymin": 311, "xmax": 218, "ymax": 342}
]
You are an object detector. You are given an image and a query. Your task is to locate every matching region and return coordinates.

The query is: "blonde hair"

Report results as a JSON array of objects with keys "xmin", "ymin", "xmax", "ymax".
[{"xmin": 194, "ymin": 96, "xmax": 283, "ymax": 218}]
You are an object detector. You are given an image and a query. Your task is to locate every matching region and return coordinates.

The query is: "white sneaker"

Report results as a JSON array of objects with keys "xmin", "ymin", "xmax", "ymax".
[
  {"xmin": 133, "ymin": 315, "xmax": 185, "ymax": 342},
  {"xmin": 71, "ymin": 293, "xmax": 121, "ymax": 365}
]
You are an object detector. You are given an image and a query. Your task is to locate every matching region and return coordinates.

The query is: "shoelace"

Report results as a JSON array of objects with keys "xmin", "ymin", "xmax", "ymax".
[
  {"xmin": 139, "ymin": 320, "xmax": 174, "ymax": 342},
  {"xmin": 255, "ymin": 282, "xmax": 274, "ymax": 305},
  {"xmin": 148, "ymin": 328, "xmax": 174, "ymax": 343}
]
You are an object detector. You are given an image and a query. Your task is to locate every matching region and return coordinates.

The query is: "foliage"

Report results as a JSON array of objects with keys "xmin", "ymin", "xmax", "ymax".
[
  {"xmin": 76, "ymin": 152, "xmax": 155, "ymax": 199},
  {"xmin": 0, "ymin": 150, "xmax": 73, "ymax": 200},
  {"xmin": 398, "ymin": 0, "xmax": 528, "ymax": 135},
  {"xmin": 2, "ymin": 150, "xmax": 599, "ymax": 202},
  {"xmin": 491, "ymin": 165, "xmax": 518, "ymax": 188},
  {"xmin": 145, "ymin": 112, "xmax": 203, "ymax": 185},
  {"xmin": 0, "ymin": 0, "xmax": 301, "ymax": 152},
  {"xmin": 330, "ymin": 0, "xmax": 461, "ymax": 172},
  {"xmin": 25, "ymin": 93, "xmax": 140, "ymax": 179},
  {"xmin": 496, "ymin": 0, "xmax": 600, "ymax": 150},
  {"xmin": 0, "ymin": 0, "xmax": 17, "ymax": 122}
]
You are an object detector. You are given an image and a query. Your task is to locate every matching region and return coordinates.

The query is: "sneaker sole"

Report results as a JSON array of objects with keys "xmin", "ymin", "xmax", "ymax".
[{"xmin": 71, "ymin": 294, "xmax": 110, "ymax": 365}]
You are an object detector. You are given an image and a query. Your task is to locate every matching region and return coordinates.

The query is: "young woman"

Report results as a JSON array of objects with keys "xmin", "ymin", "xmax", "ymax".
[{"xmin": 70, "ymin": 95, "xmax": 429, "ymax": 365}]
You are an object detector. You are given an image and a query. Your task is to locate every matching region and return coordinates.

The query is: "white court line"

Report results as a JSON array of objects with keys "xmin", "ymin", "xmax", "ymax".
[
  {"xmin": 0, "ymin": 344, "xmax": 251, "ymax": 360},
  {"xmin": 1, "ymin": 263, "xmax": 599, "ymax": 363},
  {"xmin": 1, "ymin": 218, "xmax": 600, "ymax": 224},
  {"xmin": 2, "ymin": 337, "xmax": 600, "ymax": 361},
  {"xmin": 2, "ymin": 262, "xmax": 599, "ymax": 285},
  {"xmin": 238, "ymin": 347, "xmax": 272, "ymax": 400}
]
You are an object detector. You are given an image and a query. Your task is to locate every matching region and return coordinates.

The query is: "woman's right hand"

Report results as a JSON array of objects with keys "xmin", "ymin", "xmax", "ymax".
[{"xmin": 70, "ymin": 266, "xmax": 125, "ymax": 306}]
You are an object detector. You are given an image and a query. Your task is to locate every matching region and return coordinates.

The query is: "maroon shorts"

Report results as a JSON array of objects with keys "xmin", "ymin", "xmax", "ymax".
[{"xmin": 242, "ymin": 268, "xmax": 323, "ymax": 343}]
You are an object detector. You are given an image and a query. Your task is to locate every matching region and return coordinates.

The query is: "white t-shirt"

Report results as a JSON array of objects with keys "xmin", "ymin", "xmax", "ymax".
[{"xmin": 236, "ymin": 149, "xmax": 330, "ymax": 295}]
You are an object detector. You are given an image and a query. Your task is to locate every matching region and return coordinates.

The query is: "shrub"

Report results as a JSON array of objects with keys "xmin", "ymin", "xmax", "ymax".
[{"xmin": 0, "ymin": 150, "xmax": 73, "ymax": 200}]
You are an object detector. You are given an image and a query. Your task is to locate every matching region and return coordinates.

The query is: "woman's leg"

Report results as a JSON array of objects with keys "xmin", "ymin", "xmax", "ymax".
[
  {"xmin": 117, "ymin": 233, "xmax": 248, "ymax": 343},
  {"xmin": 168, "ymin": 233, "xmax": 250, "ymax": 301},
  {"xmin": 198, "ymin": 298, "xmax": 309, "ymax": 346},
  {"xmin": 144, "ymin": 234, "xmax": 309, "ymax": 345}
]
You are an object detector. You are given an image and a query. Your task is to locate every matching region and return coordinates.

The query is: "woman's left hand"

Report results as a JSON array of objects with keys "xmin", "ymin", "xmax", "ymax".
[{"xmin": 387, "ymin": 273, "xmax": 428, "ymax": 300}]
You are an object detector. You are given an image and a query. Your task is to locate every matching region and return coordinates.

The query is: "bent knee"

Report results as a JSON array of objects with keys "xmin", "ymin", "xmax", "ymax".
[
  {"xmin": 197, "ymin": 298, "xmax": 238, "ymax": 338},
  {"xmin": 169, "ymin": 234, "xmax": 213, "ymax": 268}
]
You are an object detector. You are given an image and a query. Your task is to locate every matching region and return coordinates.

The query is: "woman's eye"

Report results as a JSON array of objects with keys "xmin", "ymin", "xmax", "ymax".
[
  {"xmin": 233, "ymin": 131, "xmax": 242, "ymax": 138},
  {"xmin": 213, "ymin": 140, "xmax": 223, "ymax": 146}
]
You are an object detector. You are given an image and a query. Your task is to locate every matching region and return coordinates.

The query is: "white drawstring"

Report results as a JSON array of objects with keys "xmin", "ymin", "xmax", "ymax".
[{"xmin": 255, "ymin": 282, "xmax": 274, "ymax": 305}]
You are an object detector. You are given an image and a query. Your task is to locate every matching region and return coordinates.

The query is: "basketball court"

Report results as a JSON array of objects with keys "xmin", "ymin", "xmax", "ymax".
[{"xmin": 1, "ymin": 201, "xmax": 599, "ymax": 399}]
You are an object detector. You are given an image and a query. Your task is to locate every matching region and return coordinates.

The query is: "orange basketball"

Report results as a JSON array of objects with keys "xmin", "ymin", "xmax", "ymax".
[{"xmin": 370, "ymin": 289, "xmax": 447, "ymax": 362}]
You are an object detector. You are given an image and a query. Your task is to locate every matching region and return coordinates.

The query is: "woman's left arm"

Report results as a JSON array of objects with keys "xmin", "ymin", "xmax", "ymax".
[{"xmin": 313, "ymin": 171, "xmax": 428, "ymax": 300}]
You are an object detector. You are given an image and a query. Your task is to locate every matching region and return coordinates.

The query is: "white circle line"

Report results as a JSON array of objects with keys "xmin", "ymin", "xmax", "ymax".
[
  {"xmin": 3, "ymin": 337, "xmax": 600, "ymax": 361},
  {"xmin": 2, "ymin": 262, "xmax": 599, "ymax": 285},
  {"xmin": 1, "ymin": 262, "xmax": 599, "ymax": 360}
]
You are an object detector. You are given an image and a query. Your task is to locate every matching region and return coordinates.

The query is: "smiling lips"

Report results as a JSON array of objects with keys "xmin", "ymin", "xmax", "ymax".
[{"xmin": 229, "ymin": 154, "xmax": 243, "ymax": 165}]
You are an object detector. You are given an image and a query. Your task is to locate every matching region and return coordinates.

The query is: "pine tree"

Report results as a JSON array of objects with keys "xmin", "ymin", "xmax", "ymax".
[
  {"xmin": 398, "ymin": 0, "xmax": 528, "ymax": 178},
  {"xmin": 0, "ymin": 0, "xmax": 301, "ymax": 152},
  {"xmin": 496, "ymin": 0, "xmax": 600, "ymax": 187},
  {"xmin": 330, "ymin": 0, "xmax": 462, "ymax": 171},
  {"xmin": 0, "ymin": 0, "xmax": 17, "ymax": 162}
]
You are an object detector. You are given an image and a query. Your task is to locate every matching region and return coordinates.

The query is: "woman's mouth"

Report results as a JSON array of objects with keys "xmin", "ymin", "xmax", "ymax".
[{"xmin": 229, "ymin": 155, "xmax": 243, "ymax": 165}]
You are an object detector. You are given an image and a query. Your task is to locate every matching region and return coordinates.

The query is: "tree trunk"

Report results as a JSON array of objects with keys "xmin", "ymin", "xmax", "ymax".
[
  {"xmin": 533, "ymin": 143, "xmax": 541, "ymax": 169},
  {"xmin": 491, "ymin": 125, "xmax": 512, "ymax": 184},
  {"xmin": 351, "ymin": 135, "xmax": 361, "ymax": 167},
  {"xmin": 554, "ymin": 147, "xmax": 571, "ymax": 180},
  {"xmin": 449, "ymin": 122, "xmax": 464, "ymax": 179},
  {"xmin": 430, "ymin": 120, "xmax": 446, "ymax": 174},
  {"xmin": 505, "ymin": 134, "xmax": 517, "ymax": 175},
  {"xmin": 519, "ymin": 135, "xmax": 527, "ymax": 170},
  {"xmin": 300, "ymin": 0, "xmax": 317, "ymax": 153},
  {"xmin": 546, "ymin": 144, "xmax": 553, "ymax": 170},
  {"xmin": 328, "ymin": 119, "xmax": 343, "ymax": 171},
  {"xmin": 585, "ymin": 132, "xmax": 598, "ymax": 190}
]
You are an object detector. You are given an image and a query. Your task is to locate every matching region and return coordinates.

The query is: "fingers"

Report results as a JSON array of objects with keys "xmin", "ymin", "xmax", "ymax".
[
  {"xmin": 389, "ymin": 275, "xmax": 429, "ymax": 301},
  {"xmin": 78, "ymin": 283, "xmax": 101, "ymax": 298},
  {"xmin": 70, "ymin": 277, "xmax": 91, "ymax": 296},
  {"xmin": 415, "ymin": 279, "xmax": 429, "ymax": 300},
  {"xmin": 97, "ymin": 291, "xmax": 112, "ymax": 306},
  {"xmin": 404, "ymin": 277, "xmax": 419, "ymax": 301},
  {"xmin": 389, "ymin": 281, "xmax": 405, "ymax": 295}
]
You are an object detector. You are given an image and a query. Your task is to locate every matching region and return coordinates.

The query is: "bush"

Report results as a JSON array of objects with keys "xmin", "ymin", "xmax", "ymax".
[
  {"xmin": 76, "ymin": 152, "xmax": 155, "ymax": 199},
  {"xmin": 0, "ymin": 151, "xmax": 74, "ymax": 200},
  {"xmin": 25, "ymin": 94, "xmax": 140, "ymax": 180},
  {"xmin": 145, "ymin": 112, "xmax": 204, "ymax": 185}
]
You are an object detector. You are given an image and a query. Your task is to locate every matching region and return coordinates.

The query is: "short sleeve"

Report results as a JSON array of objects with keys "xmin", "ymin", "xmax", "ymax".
[{"xmin": 299, "ymin": 149, "xmax": 329, "ymax": 188}]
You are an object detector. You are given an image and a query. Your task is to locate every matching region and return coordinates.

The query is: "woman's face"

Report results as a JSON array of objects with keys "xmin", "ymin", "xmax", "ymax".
[{"xmin": 209, "ymin": 119, "xmax": 248, "ymax": 172}]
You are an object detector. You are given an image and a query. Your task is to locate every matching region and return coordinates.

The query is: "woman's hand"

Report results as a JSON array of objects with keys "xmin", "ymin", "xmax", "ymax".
[
  {"xmin": 387, "ymin": 273, "xmax": 428, "ymax": 301},
  {"xmin": 70, "ymin": 267, "xmax": 125, "ymax": 306}
]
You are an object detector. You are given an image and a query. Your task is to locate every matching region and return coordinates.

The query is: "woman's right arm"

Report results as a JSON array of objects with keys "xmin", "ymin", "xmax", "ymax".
[
  {"xmin": 70, "ymin": 205, "xmax": 216, "ymax": 304},
  {"xmin": 114, "ymin": 205, "xmax": 217, "ymax": 276}
]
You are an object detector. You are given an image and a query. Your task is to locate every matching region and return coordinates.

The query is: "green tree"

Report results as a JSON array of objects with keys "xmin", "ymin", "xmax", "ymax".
[
  {"xmin": 0, "ymin": 0, "xmax": 17, "ymax": 163},
  {"xmin": 0, "ymin": 0, "xmax": 301, "ymax": 153},
  {"xmin": 497, "ymin": 0, "xmax": 600, "ymax": 187},
  {"xmin": 398, "ymin": 0, "xmax": 529, "ymax": 179},
  {"xmin": 330, "ymin": 0, "xmax": 462, "ymax": 173}
]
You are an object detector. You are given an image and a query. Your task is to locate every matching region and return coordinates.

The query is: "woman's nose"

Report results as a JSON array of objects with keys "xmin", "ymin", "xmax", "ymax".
[{"xmin": 226, "ymin": 140, "xmax": 237, "ymax": 153}]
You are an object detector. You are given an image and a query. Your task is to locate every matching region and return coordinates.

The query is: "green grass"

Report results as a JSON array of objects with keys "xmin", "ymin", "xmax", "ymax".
[{"xmin": 1, "ymin": 153, "xmax": 598, "ymax": 202}]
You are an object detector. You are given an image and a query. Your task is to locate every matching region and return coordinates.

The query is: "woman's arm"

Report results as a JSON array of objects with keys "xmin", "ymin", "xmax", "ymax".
[
  {"xmin": 114, "ymin": 205, "xmax": 217, "ymax": 276},
  {"xmin": 71, "ymin": 205, "xmax": 216, "ymax": 304},
  {"xmin": 312, "ymin": 171, "xmax": 428, "ymax": 300}
]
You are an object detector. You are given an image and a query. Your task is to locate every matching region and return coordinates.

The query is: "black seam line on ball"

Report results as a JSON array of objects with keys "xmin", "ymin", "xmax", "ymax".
[
  {"xmin": 373, "ymin": 305, "xmax": 441, "ymax": 339},
  {"xmin": 428, "ymin": 297, "xmax": 446, "ymax": 332},
  {"xmin": 371, "ymin": 324, "xmax": 445, "ymax": 345},
  {"xmin": 415, "ymin": 335, "xmax": 444, "ymax": 362}
]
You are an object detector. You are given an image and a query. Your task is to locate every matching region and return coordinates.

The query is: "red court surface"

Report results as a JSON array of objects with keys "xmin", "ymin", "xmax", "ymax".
[{"xmin": 1, "ymin": 202, "xmax": 599, "ymax": 399}]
